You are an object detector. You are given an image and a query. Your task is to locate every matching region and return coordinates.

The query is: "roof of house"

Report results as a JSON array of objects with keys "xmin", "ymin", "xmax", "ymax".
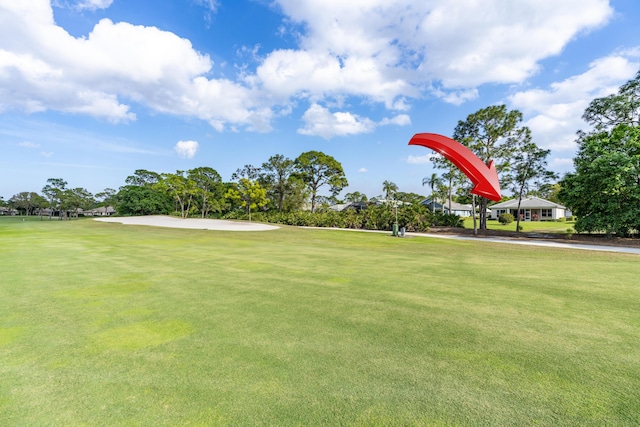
[
  {"xmin": 328, "ymin": 203, "xmax": 350, "ymax": 212},
  {"xmin": 422, "ymin": 199, "xmax": 472, "ymax": 211},
  {"xmin": 489, "ymin": 196, "xmax": 565, "ymax": 210}
]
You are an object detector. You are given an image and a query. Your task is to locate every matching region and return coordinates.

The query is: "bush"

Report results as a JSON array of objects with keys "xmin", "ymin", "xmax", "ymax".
[
  {"xmin": 227, "ymin": 203, "xmax": 435, "ymax": 232},
  {"xmin": 431, "ymin": 212, "xmax": 463, "ymax": 228},
  {"xmin": 498, "ymin": 213, "xmax": 514, "ymax": 225}
]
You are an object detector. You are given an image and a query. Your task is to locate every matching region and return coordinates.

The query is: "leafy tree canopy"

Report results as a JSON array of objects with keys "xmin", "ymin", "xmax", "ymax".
[
  {"xmin": 117, "ymin": 185, "xmax": 172, "ymax": 216},
  {"xmin": 453, "ymin": 105, "xmax": 524, "ymax": 229},
  {"xmin": 583, "ymin": 70, "xmax": 640, "ymax": 129},
  {"xmin": 560, "ymin": 124, "xmax": 640, "ymax": 236},
  {"xmin": 294, "ymin": 151, "xmax": 348, "ymax": 213},
  {"xmin": 125, "ymin": 169, "xmax": 161, "ymax": 187},
  {"xmin": 261, "ymin": 155, "xmax": 297, "ymax": 213}
]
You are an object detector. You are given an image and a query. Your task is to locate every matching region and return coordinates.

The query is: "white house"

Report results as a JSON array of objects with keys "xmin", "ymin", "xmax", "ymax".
[{"xmin": 489, "ymin": 196, "xmax": 566, "ymax": 221}]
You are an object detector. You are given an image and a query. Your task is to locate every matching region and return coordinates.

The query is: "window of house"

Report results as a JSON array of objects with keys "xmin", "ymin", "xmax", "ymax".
[{"xmin": 541, "ymin": 209, "xmax": 552, "ymax": 218}]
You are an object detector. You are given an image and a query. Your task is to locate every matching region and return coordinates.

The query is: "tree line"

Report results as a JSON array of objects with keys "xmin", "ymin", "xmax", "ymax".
[
  {"xmin": 4, "ymin": 69, "xmax": 638, "ymax": 236},
  {"xmin": 2, "ymin": 146, "xmax": 465, "ymax": 231},
  {"xmin": 1, "ymin": 151, "xmax": 345, "ymax": 218}
]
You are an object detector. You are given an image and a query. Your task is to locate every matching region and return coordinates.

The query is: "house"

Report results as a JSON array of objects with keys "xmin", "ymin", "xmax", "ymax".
[
  {"xmin": 84, "ymin": 206, "xmax": 116, "ymax": 216},
  {"xmin": 0, "ymin": 207, "xmax": 18, "ymax": 216},
  {"xmin": 328, "ymin": 202, "xmax": 373, "ymax": 212},
  {"xmin": 421, "ymin": 199, "xmax": 475, "ymax": 217},
  {"xmin": 489, "ymin": 196, "xmax": 566, "ymax": 221}
]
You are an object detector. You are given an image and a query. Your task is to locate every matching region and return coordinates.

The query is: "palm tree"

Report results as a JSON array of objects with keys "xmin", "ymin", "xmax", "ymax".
[
  {"xmin": 382, "ymin": 180, "xmax": 398, "ymax": 201},
  {"xmin": 422, "ymin": 173, "xmax": 441, "ymax": 212}
]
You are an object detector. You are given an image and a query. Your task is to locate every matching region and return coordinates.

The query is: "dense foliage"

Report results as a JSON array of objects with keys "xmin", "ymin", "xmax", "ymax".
[
  {"xmin": 498, "ymin": 213, "xmax": 514, "ymax": 225},
  {"xmin": 223, "ymin": 203, "xmax": 461, "ymax": 232},
  {"xmin": 560, "ymin": 71, "xmax": 640, "ymax": 237},
  {"xmin": 560, "ymin": 125, "xmax": 640, "ymax": 237},
  {"xmin": 452, "ymin": 105, "xmax": 529, "ymax": 229}
]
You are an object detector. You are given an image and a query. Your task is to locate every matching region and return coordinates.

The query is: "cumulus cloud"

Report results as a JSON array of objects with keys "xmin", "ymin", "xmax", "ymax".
[
  {"xmin": 358, "ymin": 168, "xmax": 368, "ymax": 173},
  {"xmin": 297, "ymin": 103, "xmax": 376, "ymax": 139},
  {"xmin": 433, "ymin": 88, "xmax": 479, "ymax": 106},
  {"xmin": 416, "ymin": 0, "xmax": 612, "ymax": 87},
  {"xmin": 380, "ymin": 114, "xmax": 411, "ymax": 126},
  {"xmin": 508, "ymin": 49, "xmax": 640, "ymax": 151},
  {"xmin": 174, "ymin": 140, "xmax": 199, "ymax": 159},
  {"xmin": 297, "ymin": 104, "xmax": 410, "ymax": 139},
  {"xmin": 0, "ymin": 1, "xmax": 267, "ymax": 130},
  {"xmin": 271, "ymin": 0, "xmax": 613, "ymax": 104},
  {"xmin": 0, "ymin": 0, "xmax": 620, "ymax": 134},
  {"xmin": 74, "ymin": 0, "xmax": 113, "ymax": 11}
]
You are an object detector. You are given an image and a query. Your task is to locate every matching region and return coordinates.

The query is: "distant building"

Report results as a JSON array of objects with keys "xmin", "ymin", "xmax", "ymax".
[
  {"xmin": 421, "ymin": 199, "xmax": 474, "ymax": 217},
  {"xmin": 84, "ymin": 206, "xmax": 116, "ymax": 216}
]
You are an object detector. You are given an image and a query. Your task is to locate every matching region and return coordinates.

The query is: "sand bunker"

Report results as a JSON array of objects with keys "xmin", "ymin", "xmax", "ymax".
[{"xmin": 94, "ymin": 215, "xmax": 279, "ymax": 231}]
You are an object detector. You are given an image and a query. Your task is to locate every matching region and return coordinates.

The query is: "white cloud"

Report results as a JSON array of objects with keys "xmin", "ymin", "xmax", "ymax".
[
  {"xmin": 255, "ymin": 49, "xmax": 413, "ymax": 109},
  {"xmin": 19, "ymin": 141, "xmax": 40, "ymax": 148},
  {"xmin": 508, "ymin": 50, "xmax": 640, "ymax": 151},
  {"xmin": 193, "ymin": 0, "xmax": 217, "ymax": 13},
  {"xmin": 74, "ymin": 0, "xmax": 113, "ymax": 11},
  {"xmin": 0, "ymin": 1, "xmax": 267, "ymax": 130},
  {"xmin": 271, "ymin": 0, "xmax": 613, "ymax": 103},
  {"xmin": 0, "ymin": 0, "xmax": 621, "ymax": 134},
  {"xmin": 298, "ymin": 103, "xmax": 376, "ymax": 139},
  {"xmin": 380, "ymin": 114, "xmax": 411, "ymax": 126},
  {"xmin": 297, "ymin": 104, "xmax": 410, "ymax": 138},
  {"xmin": 407, "ymin": 154, "xmax": 434, "ymax": 165},
  {"xmin": 550, "ymin": 157, "xmax": 574, "ymax": 169},
  {"xmin": 174, "ymin": 140, "xmax": 199, "ymax": 159},
  {"xmin": 358, "ymin": 168, "xmax": 368, "ymax": 173},
  {"xmin": 433, "ymin": 88, "xmax": 479, "ymax": 106},
  {"xmin": 40, "ymin": 151, "xmax": 53, "ymax": 157}
]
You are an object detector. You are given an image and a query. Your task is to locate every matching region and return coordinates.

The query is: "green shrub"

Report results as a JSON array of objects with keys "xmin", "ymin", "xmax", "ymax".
[
  {"xmin": 227, "ymin": 203, "xmax": 434, "ymax": 232},
  {"xmin": 431, "ymin": 212, "xmax": 463, "ymax": 228},
  {"xmin": 498, "ymin": 213, "xmax": 514, "ymax": 225}
]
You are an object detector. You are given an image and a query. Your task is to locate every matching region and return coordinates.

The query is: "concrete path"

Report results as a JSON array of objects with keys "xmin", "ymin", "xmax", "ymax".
[
  {"xmin": 304, "ymin": 226, "xmax": 640, "ymax": 255},
  {"xmin": 409, "ymin": 232, "xmax": 640, "ymax": 255}
]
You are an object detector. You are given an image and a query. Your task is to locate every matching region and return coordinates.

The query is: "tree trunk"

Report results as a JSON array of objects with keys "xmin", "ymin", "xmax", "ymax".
[
  {"xmin": 472, "ymin": 195, "xmax": 477, "ymax": 236},
  {"xmin": 448, "ymin": 174, "xmax": 453, "ymax": 214},
  {"xmin": 480, "ymin": 198, "xmax": 488, "ymax": 229}
]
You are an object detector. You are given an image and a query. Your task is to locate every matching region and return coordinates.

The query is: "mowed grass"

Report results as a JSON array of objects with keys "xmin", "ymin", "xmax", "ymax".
[
  {"xmin": 463, "ymin": 217, "xmax": 575, "ymax": 234},
  {"xmin": 1, "ymin": 218, "xmax": 639, "ymax": 426}
]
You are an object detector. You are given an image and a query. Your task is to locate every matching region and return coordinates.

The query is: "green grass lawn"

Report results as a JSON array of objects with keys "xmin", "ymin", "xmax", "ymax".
[
  {"xmin": 1, "ymin": 218, "xmax": 639, "ymax": 425},
  {"xmin": 463, "ymin": 217, "xmax": 575, "ymax": 234}
]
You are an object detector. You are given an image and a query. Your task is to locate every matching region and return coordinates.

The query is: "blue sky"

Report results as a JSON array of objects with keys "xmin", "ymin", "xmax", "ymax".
[{"xmin": 1, "ymin": 0, "xmax": 639, "ymax": 201}]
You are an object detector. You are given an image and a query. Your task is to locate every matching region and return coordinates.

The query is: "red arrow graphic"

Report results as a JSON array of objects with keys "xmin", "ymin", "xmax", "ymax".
[{"xmin": 408, "ymin": 133, "xmax": 502, "ymax": 202}]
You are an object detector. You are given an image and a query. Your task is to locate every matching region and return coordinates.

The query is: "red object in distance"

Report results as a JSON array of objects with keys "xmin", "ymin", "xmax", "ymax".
[{"xmin": 408, "ymin": 133, "xmax": 502, "ymax": 202}]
